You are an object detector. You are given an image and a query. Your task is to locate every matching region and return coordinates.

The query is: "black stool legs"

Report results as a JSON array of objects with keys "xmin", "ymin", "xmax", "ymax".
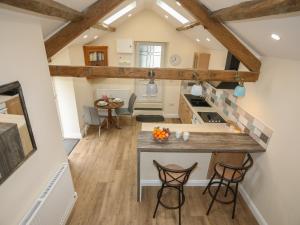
[
  {"xmin": 232, "ymin": 183, "xmax": 239, "ymax": 218},
  {"xmin": 203, "ymin": 172, "xmax": 240, "ymax": 219},
  {"xmin": 153, "ymin": 183, "xmax": 164, "ymax": 218},
  {"xmin": 153, "ymin": 185, "xmax": 185, "ymax": 225},
  {"xmin": 206, "ymin": 176, "xmax": 224, "ymax": 216}
]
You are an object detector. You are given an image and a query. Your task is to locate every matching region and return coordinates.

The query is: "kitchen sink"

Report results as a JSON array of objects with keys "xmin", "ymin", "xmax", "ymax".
[{"xmin": 184, "ymin": 94, "xmax": 211, "ymax": 107}]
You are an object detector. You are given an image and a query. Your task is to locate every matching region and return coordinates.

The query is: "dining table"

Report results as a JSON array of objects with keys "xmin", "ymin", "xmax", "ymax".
[{"xmin": 94, "ymin": 98, "xmax": 124, "ymax": 129}]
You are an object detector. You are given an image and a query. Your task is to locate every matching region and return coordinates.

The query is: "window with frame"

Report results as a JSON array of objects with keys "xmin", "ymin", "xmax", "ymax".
[{"xmin": 135, "ymin": 42, "xmax": 166, "ymax": 68}]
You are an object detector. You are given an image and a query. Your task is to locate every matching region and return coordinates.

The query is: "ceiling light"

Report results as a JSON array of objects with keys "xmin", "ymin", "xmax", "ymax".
[
  {"xmin": 196, "ymin": 38, "xmax": 200, "ymax": 42},
  {"xmin": 146, "ymin": 70, "xmax": 158, "ymax": 96},
  {"xmin": 83, "ymin": 34, "xmax": 88, "ymax": 39},
  {"xmin": 156, "ymin": 0, "xmax": 189, "ymax": 24},
  {"xmin": 206, "ymin": 37, "xmax": 211, "ymax": 42},
  {"xmin": 128, "ymin": 13, "xmax": 132, "ymax": 17},
  {"xmin": 176, "ymin": 1, "xmax": 182, "ymax": 6},
  {"xmin": 94, "ymin": 35, "xmax": 99, "ymax": 40},
  {"xmin": 103, "ymin": 1, "xmax": 136, "ymax": 25},
  {"xmin": 271, "ymin": 33, "xmax": 280, "ymax": 40},
  {"xmin": 165, "ymin": 15, "xmax": 169, "ymax": 19}
]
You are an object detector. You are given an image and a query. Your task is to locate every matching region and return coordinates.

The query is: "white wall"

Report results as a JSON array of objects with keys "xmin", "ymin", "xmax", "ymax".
[
  {"xmin": 53, "ymin": 77, "xmax": 82, "ymax": 138},
  {"xmin": 51, "ymin": 48, "xmax": 82, "ymax": 139},
  {"xmin": 0, "ymin": 9, "xmax": 68, "ymax": 225},
  {"xmin": 237, "ymin": 57, "xmax": 300, "ymax": 225},
  {"xmin": 68, "ymin": 45, "xmax": 93, "ymax": 132},
  {"xmin": 89, "ymin": 10, "xmax": 203, "ymax": 116},
  {"xmin": 51, "ymin": 45, "xmax": 93, "ymax": 137}
]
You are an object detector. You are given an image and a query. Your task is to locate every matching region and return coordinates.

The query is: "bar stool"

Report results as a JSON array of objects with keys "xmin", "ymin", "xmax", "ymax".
[
  {"xmin": 153, "ymin": 160, "xmax": 197, "ymax": 225},
  {"xmin": 203, "ymin": 153, "xmax": 253, "ymax": 219}
]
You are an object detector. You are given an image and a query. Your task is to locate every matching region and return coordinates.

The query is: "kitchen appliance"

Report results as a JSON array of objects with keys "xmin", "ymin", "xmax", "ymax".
[
  {"xmin": 198, "ymin": 112, "xmax": 226, "ymax": 123},
  {"xmin": 208, "ymin": 52, "xmax": 240, "ymax": 89},
  {"xmin": 184, "ymin": 94, "xmax": 211, "ymax": 107}
]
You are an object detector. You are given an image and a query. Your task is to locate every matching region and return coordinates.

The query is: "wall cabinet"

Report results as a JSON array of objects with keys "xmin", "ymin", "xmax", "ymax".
[
  {"xmin": 116, "ymin": 39, "xmax": 133, "ymax": 53},
  {"xmin": 83, "ymin": 46, "xmax": 108, "ymax": 66},
  {"xmin": 179, "ymin": 95, "xmax": 193, "ymax": 124}
]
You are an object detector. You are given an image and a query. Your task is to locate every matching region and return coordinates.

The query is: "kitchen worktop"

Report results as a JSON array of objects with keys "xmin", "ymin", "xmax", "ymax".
[
  {"xmin": 141, "ymin": 123, "xmax": 240, "ymax": 133},
  {"xmin": 137, "ymin": 131, "xmax": 265, "ymax": 153}
]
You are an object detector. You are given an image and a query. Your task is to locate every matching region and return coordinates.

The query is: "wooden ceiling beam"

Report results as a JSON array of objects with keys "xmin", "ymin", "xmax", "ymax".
[
  {"xmin": 49, "ymin": 65, "xmax": 259, "ymax": 82},
  {"xmin": 92, "ymin": 23, "xmax": 116, "ymax": 32},
  {"xmin": 45, "ymin": 0, "xmax": 125, "ymax": 59},
  {"xmin": 178, "ymin": 0, "xmax": 261, "ymax": 72},
  {"xmin": 0, "ymin": 0, "xmax": 83, "ymax": 21},
  {"xmin": 211, "ymin": 0, "xmax": 300, "ymax": 21},
  {"xmin": 176, "ymin": 21, "xmax": 202, "ymax": 31}
]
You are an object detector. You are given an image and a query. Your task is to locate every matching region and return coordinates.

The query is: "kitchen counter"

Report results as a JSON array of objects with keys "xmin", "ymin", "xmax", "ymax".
[
  {"xmin": 137, "ymin": 131, "xmax": 265, "ymax": 153},
  {"xmin": 136, "ymin": 122, "xmax": 265, "ymax": 201},
  {"xmin": 141, "ymin": 123, "xmax": 240, "ymax": 133},
  {"xmin": 136, "ymin": 93, "xmax": 265, "ymax": 202}
]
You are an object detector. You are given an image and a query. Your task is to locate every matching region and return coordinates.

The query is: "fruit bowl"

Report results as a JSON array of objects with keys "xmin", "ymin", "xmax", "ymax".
[{"xmin": 152, "ymin": 127, "xmax": 170, "ymax": 143}]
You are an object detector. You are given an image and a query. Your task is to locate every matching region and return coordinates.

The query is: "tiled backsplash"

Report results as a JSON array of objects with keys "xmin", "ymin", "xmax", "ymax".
[{"xmin": 202, "ymin": 82, "xmax": 273, "ymax": 149}]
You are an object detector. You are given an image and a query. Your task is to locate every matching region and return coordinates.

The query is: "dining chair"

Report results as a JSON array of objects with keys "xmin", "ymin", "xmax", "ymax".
[
  {"xmin": 83, "ymin": 106, "xmax": 108, "ymax": 137},
  {"xmin": 115, "ymin": 93, "xmax": 137, "ymax": 125}
]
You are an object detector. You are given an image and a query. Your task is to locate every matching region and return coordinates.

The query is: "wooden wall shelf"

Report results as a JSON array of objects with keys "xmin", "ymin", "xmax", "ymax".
[{"xmin": 83, "ymin": 46, "xmax": 108, "ymax": 66}]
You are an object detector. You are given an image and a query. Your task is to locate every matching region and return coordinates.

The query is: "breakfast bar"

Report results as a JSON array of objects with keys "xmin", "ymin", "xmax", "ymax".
[{"xmin": 136, "ymin": 123, "xmax": 265, "ymax": 201}]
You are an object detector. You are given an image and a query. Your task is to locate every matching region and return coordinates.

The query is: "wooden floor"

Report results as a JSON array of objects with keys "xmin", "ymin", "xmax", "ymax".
[{"xmin": 67, "ymin": 118, "xmax": 258, "ymax": 225}]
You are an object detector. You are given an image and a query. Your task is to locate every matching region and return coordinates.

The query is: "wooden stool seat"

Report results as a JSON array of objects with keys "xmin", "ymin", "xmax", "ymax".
[
  {"xmin": 215, "ymin": 164, "xmax": 242, "ymax": 181},
  {"xmin": 159, "ymin": 164, "xmax": 185, "ymax": 186}
]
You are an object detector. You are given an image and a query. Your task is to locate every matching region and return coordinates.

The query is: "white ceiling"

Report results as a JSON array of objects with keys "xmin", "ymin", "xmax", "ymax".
[{"xmin": 1, "ymin": 0, "xmax": 300, "ymax": 60}]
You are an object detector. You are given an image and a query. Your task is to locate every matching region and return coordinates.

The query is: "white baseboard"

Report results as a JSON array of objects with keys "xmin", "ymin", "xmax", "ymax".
[
  {"xmin": 141, "ymin": 180, "xmax": 268, "ymax": 225},
  {"xmin": 63, "ymin": 132, "xmax": 82, "ymax": 139},
  {"xmin": 239, "ymin": 185, "xmax": 268, "ymax": 225}
]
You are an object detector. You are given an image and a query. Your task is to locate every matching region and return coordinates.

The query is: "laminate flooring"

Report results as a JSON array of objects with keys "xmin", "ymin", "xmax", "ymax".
[{"xmin": 67, "ymin": 118, "xmax": 258, "ymax": 225}]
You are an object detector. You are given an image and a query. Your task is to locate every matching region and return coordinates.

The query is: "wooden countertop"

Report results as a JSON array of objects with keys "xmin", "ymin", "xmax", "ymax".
[
  {"xmin": 141, "ymin": 123, "xmax": 241, "ymax": 133},
  {"xmin": 137, "ymin": 131, "xmax": 265, "ymax": 153}
]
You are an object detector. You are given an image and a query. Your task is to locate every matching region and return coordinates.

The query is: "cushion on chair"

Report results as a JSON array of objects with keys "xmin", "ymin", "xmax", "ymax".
[{"xmin": 159, "ymin": 164, "xmax": 185, "ymax": 186}]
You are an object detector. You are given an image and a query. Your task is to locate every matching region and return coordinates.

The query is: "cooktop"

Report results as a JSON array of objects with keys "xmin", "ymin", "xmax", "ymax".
[{"xmin": 198, "ymin": 112, "xmax": 226, "ymax": 123}]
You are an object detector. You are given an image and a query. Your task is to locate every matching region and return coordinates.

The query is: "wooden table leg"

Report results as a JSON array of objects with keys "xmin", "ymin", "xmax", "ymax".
[{"xmin": 107, "ymin": 109, "xmax": 113, "ymax": 128}]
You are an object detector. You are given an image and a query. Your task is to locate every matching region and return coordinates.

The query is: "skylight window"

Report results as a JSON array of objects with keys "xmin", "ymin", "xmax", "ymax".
[
  {"xmin": 156, "ymin": 0, "xmax": 189, "ymax": 24},
  {"xmin": 103, "ymin": 1, "xmax": 136, "ymax": 25}
]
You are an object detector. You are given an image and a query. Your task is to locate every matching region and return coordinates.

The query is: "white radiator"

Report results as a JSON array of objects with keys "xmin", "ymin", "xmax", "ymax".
[{"xmin": 19, "ymin": 163, "xmax": 77, "ymax": 225}]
